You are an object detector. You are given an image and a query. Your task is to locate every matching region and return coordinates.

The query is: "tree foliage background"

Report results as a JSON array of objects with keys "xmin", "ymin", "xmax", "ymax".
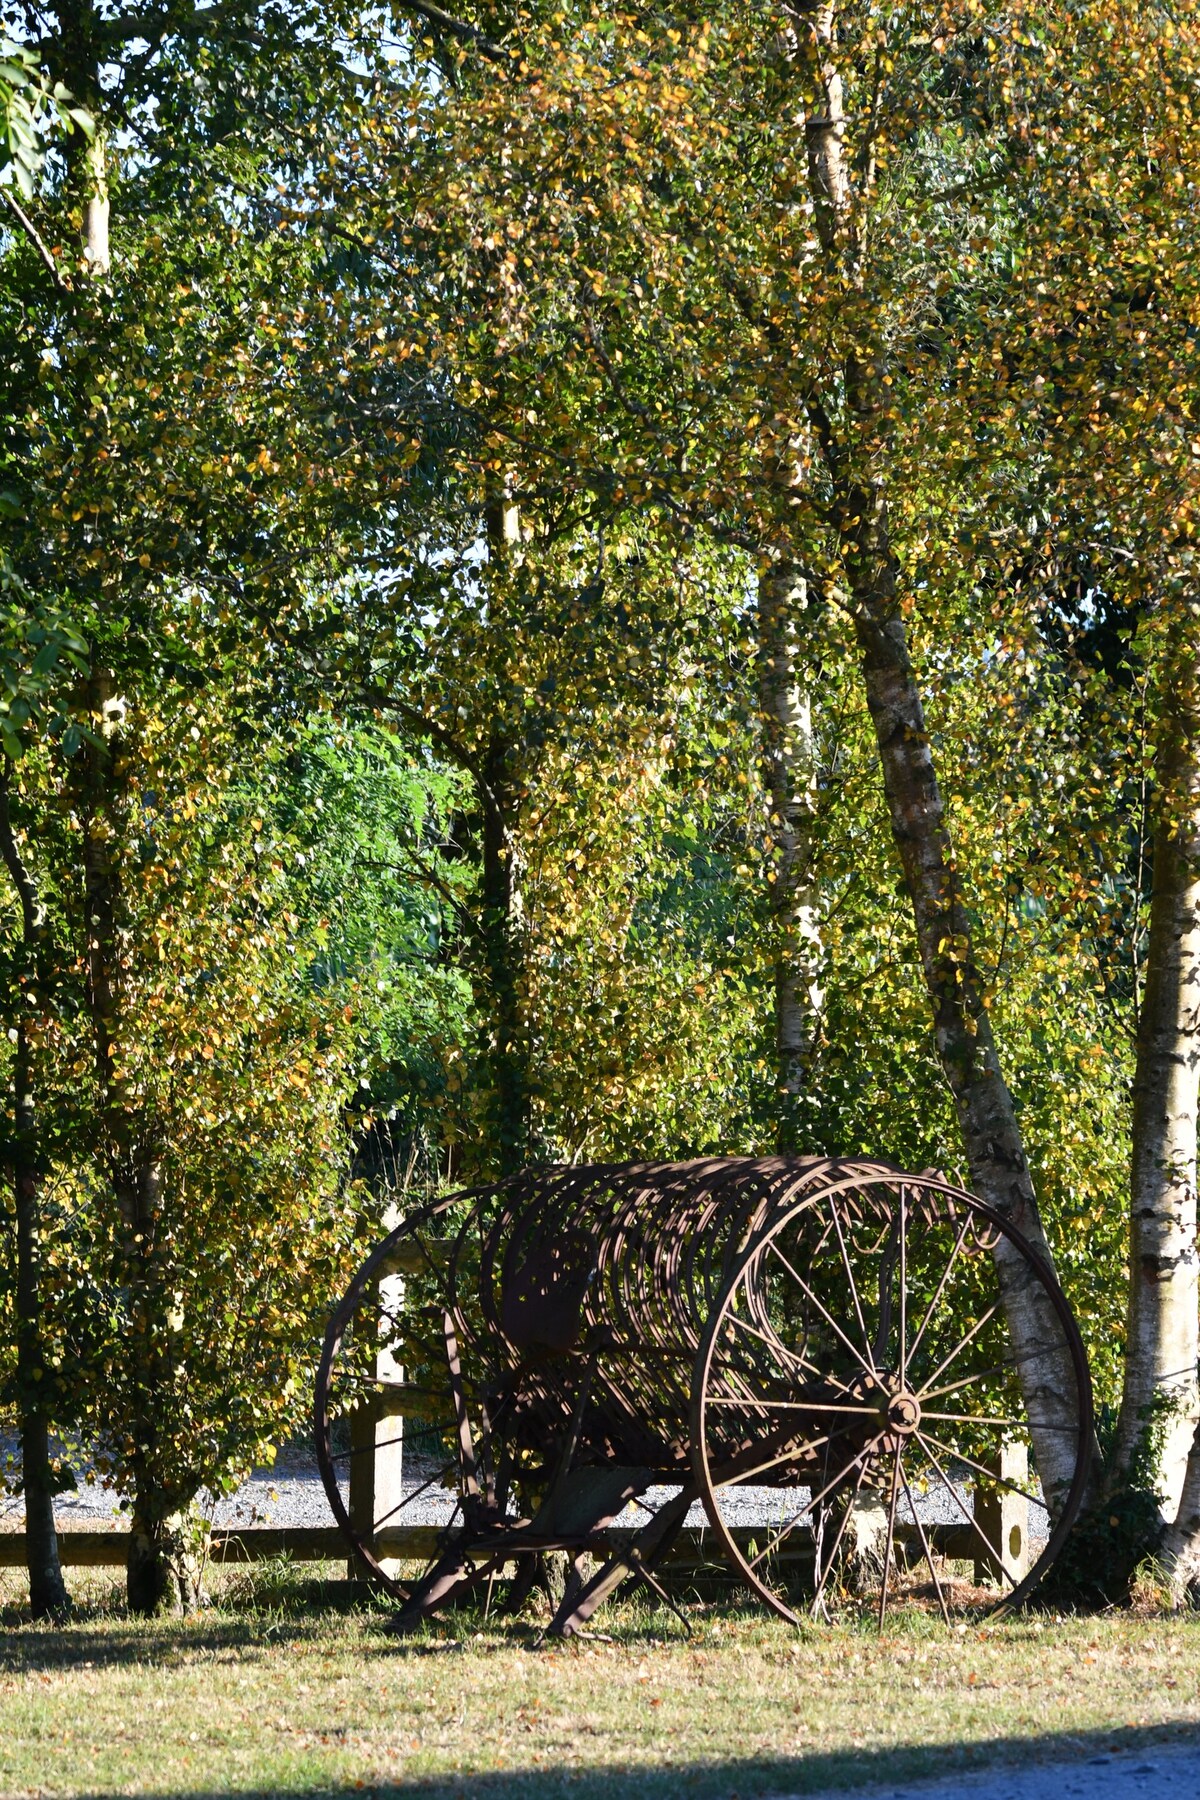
[{"xmin": 3, "ymin": 0, "xmax": 1199, "ymax": 1608}]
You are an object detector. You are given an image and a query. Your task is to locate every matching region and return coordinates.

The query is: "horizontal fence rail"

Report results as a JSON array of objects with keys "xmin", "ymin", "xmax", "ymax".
[{"xmin": 0, "ymin": 1518, "xmax": 1018, "ymax": 1573}]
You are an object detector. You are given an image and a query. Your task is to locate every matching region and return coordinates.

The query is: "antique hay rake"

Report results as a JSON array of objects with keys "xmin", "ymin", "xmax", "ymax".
[{"xmin": 315, "ymin": 1157, "xmax": 1093, "ymax": 1635}]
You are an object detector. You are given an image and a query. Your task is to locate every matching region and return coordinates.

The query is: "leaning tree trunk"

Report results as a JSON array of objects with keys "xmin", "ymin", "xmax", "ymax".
[
  {"xmin": 788, "ymin": 0, "xmax": 1093, "ymax": 1508},
  {"xmin": 759, "ymin": 561, "xmax": 823, "ymax": 1147},
  {"xmin": 0, "ymin": 771, "xmax": 70, "ymax": 1618}
]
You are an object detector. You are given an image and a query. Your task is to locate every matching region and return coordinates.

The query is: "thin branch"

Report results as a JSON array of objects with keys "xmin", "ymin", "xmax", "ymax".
[
  {"xmin": 2, "ymin": 189, "xmax": 70, "ymax": 292},
  {"xmin": 0, "ymin": 764, "xmax": 44, "ymax": 944},
  {"xmin": 391, "ymin": 0, "xmax": 507, "ymax": 61}
]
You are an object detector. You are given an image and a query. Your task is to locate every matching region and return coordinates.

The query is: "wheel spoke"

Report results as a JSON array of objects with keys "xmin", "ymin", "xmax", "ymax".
[
  {"xmin": 906, "ymin": 1211, "xmax": 972, "ymax": 1369},
  {"xmin": 746, "ymin": 1433, "xmax": 877, "ymax": 1571},
  {"xmin": 726, "ymin": 1311, "xmax": 860, "ymax": 1396},
  {"xmin": 914, "ymin": 1433, "xmax": 1015, "ymax": 1588},
  {"xmin": 803, "ymin": 1430, "xmax": 886, "ymax": 1517},
  {"xmin": 766, "ymin": 1241, "xmax": 877, "ymax": 1383},
  {"xmin": 878, "ymin": 1440, "xmax": 903, "ymax": 1631},
  {"xmin": 713, "ymin": 1421, "xmax": 855, "ymax": 1492},
  {"xmin": 922, "ymin": 1410, "xmax": 1078, "ymax": 1433},
  {"xmin": 898, "ymin": 1187, "xmax": 908, "ymax": 1386},
  {"xmin": 916, "ymin": 1299, "xmax": 1003, "ymax": 1397},
  {"xmin": 370, "ymin": 1458, "xmax": 459, "ymax": 1532},
  {"xmin": 747, "ymin": 1496, "xmax": 814, "ymax": 1572},
  {"xmin": 827, "ymin": 1195, "xmax": 876, "ymax": 1372},
  {"xmin": 811, "ymin": 1456, "xmax": 871, "ymax": 1617},
  {"xmin": 916, "ymin": 1427, "xmax": 1046, "ymax": 1509},
  {"xmin": 898, "ymin": 1454, "xmax": 951, "ymax": 1626},
  {"xmin": 704, "ymin": 1397, "xmax": 879, "ymax": 1416},
  {"xmin": 330, "ymin": 1433, "xmax": 406, "ymax": 1462},
  {"xmin": 919, "ymin": 1336, "xmax": 1078, "ymax": 1405}
]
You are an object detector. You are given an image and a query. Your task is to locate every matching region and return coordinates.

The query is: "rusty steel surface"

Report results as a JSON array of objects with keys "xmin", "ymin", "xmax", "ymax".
[{"xmin": 314, "ymin": 1157, "xmax": 1094, "ymax": 1636}]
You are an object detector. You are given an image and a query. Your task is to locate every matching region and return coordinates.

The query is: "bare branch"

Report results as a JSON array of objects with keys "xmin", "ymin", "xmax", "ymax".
[
  {"xmin": 391, "ymin": 0, "xmax": 507, "ymax": 61},
  {"xmin": 2, "ymin": 189, "xmax": 70, "ymax": 291}
]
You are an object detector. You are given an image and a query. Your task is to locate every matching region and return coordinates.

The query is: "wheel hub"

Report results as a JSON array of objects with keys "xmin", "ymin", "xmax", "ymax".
[{"xmin": 885, "ymin": 1389, "xmax": 921, "ymax": 1436}]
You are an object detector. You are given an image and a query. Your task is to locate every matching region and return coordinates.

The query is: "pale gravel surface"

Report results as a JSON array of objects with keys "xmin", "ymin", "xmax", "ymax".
[
  {"xmin": 794, "ymin": 1738, "xmax": 1200, "ymax": 1800},
  {"xmin": 0, "ymin": 1437, "xmax": 1050, "ymax": 1538},
  {"xmin": 1, "ymin": 1449, "xmax": 1046, "ymax": 1540}
]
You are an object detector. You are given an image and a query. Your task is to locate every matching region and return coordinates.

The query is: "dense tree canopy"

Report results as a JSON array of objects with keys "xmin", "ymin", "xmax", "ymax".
[{"xmin": 3, "ymin": 0, "xmax": 1200, "ymax": 1613}]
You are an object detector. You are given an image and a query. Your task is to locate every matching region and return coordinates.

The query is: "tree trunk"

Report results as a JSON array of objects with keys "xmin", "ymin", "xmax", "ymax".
[
  {"xmin": 759, "ymin": 561, "xmax": 823, "ymax": 1147},
  {"xmin": 1162, "ymin": 1415, "xmax": 1200, "ymax": 1596},
  {"xmin": 81, "ymin": 127, "xmax": 109, "ymax": 272},
  {"xmin": 14, "ymin": 1046, "xmax": 70, "ymax": 1620},
  {"xmin": 77, "ymin": 682, "xmax": 185, "ymax": 1612},
  {"xmin": 1125, "ymin": 605, "xmax": 1200, "ymax": 1544},
  {"xmin": 789, "ymin": 0, "xmax": 1093, "ymax": 1509},
  {"xmin": 0, "ymin": 772, "xmax": 70, "ymax": 1618},
  {"xmin": 479, "ymin": 727, "xmax": 532, "ymax": 1177},
  {"xmin": 477, "ymin": 486, "xmax": 535, "ymax": 1178},
  {"xmin": 128, "ymin": 1500, "xmax": 201, "ymax": 1615},
  {"xmin": 56, "ymin": 0, "xmax": 192, "ymax": 1613}
]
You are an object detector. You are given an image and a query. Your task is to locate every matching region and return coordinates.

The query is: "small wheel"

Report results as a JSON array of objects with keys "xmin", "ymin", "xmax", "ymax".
[
  {"xmin": 314, "ymin": 1200, "xmax": 494, "ymax": 1600},
  {"xmin": 690, "ymin": 1172, "xmax": 1093, "ymax": 1625}
]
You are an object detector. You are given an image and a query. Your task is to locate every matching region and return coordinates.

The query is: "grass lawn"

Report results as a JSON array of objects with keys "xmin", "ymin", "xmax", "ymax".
[{"xmin": 1, "ymin": 1562, "xmax": 1199, "ymax": 1800}]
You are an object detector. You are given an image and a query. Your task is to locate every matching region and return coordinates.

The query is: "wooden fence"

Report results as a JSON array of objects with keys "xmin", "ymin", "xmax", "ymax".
[{"xmin": 0, "ymin": 1442, "xmax": 1030, "ymax": 1588}]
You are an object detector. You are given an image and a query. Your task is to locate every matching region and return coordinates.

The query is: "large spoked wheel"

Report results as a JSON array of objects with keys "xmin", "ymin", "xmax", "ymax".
[
  {"xmin": 690, "ymin": 1174, "xmax": 1093, "ymax": 1626},
  {"xmin": 314, "ymin": 1202, "xmax": 489, "ymax": 1601}
]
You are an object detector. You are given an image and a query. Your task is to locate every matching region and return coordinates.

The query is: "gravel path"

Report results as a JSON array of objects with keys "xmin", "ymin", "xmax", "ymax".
[
  {"xmin": 795, "ymin": 1739, "xmax": 1200, "ymax": 1800},
  {"xmin": 0, "ymin": 1440, "xmax": 1048, "ymax": 1540},
  {"xmin": 0, "ymin": 1453, "xmax": 1044, "ymax": 1544}
]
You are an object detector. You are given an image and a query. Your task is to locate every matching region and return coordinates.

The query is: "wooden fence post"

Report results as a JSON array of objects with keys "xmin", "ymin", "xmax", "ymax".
[
  {"xmin": 347, "ymin": 1241, "xmax": 407, "ymax": 1581},
  {"xmin": 974, "ymin": 1441, "xmax": 1029, "ymax": 1587}
]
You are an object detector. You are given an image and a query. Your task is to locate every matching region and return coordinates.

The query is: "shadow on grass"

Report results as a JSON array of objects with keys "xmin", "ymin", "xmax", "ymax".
[{"xmin": 66, "ymin": 1724, "xmax": 1200, "ymax": 1800}]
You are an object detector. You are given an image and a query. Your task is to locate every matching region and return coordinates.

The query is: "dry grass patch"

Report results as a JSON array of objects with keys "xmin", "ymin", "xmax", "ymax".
[{"xmin": 0, "ymin": 1564, "xmax": 1198, "ymax": 1799}]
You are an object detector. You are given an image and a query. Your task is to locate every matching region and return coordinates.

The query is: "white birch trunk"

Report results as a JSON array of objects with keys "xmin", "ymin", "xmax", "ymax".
[
  {"xmin": 1124, "ymin": 604, "xmax": 1200, "ymax": 1531},
  {"xmin": 759, "ymin": 562, "xmax": 823, "ymax": 1128},
  {"xmin": 82, "ymin": 127, "xmax": 109, "ymax": 273}
]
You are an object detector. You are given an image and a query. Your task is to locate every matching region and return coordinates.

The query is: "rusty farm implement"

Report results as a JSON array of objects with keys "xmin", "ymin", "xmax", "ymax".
[{"xmin": 315, "ymin": 1157, "xmax": 1093, "ymax": 1634}]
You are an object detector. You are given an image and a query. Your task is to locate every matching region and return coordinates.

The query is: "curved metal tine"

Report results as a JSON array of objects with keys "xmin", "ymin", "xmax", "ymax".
[
  {"xmin": 827, "ymin": 1194, "xmax": 876, "ymax": 1373},
  {"xmin": 715, "ymin": 1321, "xmax": 783, "ymax": 1407},
  {"xmin": 798, "ymin": 1210, "xmax": 837, "ymax": 1268},
  {"xmin": 922, "ymin": 1410, "xmax": 1077, "ymax": 1433},
  {"xmin": 916, "ymin": 1299, "xmax": 1003, "ymax": 1398},
  {"xmin": 898, "ymin": 1456, "xmax": 950, "ymax": 1627},
  {"xmin": 914, "ymin": 1433, "xmax": 1017, "ymax": 1589},
  {"xmin": 878, "ymin": 1440, "xmax": 904, "ymax": 1631},
  {"xmin": 906, "ymin": 1211, "xmax": 973, "ymax": 1370},
  {"xmin": 747, "ymin": 1429, "xmax": 873, "ymax": 1573},
  {"xmin": 766, "ymin": 1241, "xmax": 877, "ymax": 1383},
  {"xmin": 917, "ymin": 1426, "xmax": 1046, "ymax": 1509},
  {"xmin": 919, "ymin": 1336, "xmax": 1077, "ymax": 1405}
]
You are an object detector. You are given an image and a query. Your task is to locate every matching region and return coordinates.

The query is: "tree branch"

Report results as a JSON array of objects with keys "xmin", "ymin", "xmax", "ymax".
[
  {"xmin": 1, "ymin": 189, "xmax": 70, "ymax": 292},
  {"xmin": 391, "ymin": 0, "xmax": 507, "ymax": 61},
  {"xmin": 0, "ymin": 765, "xmax": 45, "ymax": 946}
]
